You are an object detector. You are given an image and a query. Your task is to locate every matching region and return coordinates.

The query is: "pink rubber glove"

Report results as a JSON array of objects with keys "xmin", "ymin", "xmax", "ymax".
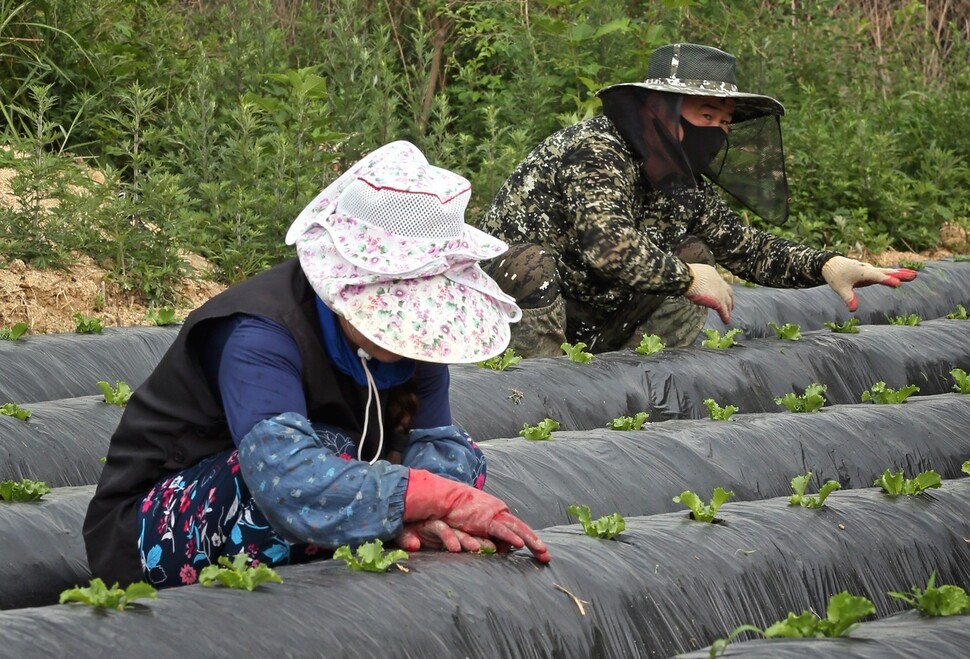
[
  {"xmin": 395, "ymin": 520, "xmax": 496, "ymax": 554},
  {"xmin": 821, "ymin": 256, "xmax": 918, "ymax": 312},
  {"xmin": 685, "ymin": 263, "xmax": 734, "ymax": 323},
  {"xmin": 404, "ymin": 468, "xmax": 551, "ymax": 563}
]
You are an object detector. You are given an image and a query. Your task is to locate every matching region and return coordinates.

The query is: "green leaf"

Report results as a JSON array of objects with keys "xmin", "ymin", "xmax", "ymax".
[
  {"xmin": 567, "ymin": 504, "xmax": 625, "ymax": 539},
  {"xmin": 946, "ymin": 304, "xmax": 968, "ymax": 320},
  {"xmin": 861, "ymin": 381, "xmax": 920, "ymax": 404},
  {"xmin": 823, "ymin": 318, "xmax": 860, "ymax": 333},
  {"xmin": 788, "ymin": 472, "xmax": 841, "ymax": 508},
  {"xmin": 146, "ymin": 305, "xmax": 181, "ymax": 326},
  {"xmin": 72, "ymin": 312, "xmax": 104, "ymax": 334},
  {"xmin": 701, "ymin": 328, "xmax": 743, "ymax": 349},
  {"xmin": 951, "ymin": 368, "xmax": 970, "ymax": 394},
  {"xmin": 825, "ymin": 592, "xmax": 877, "ymax": 637},
  {"xmin": 561, "ymin": 342, "xmax": 594, "ymax": 363},
  {"xmin": 888, "ymin": 313, "xmax": 921, "ymax": 326},
  {"xmin": 963, "ymin": 460, "xmax": 970, "ymax": 476},
  {"xmin": 97, "ymin": 380, "xmax": 132, "ymax": 406},
  {"xmin": 768, "ymin": 322, "xmax": 802, "ymax": 340},
  {"xmin": 198, "ymin": 552, "xmax": 283, "ymax": 590},
  {"xmin": 60, "ymin": 578, "xmax": 156, "ymax": 610},
  {"xmin": 704, "ymin": 398, "xmax": 738, "ymax": 420},
  {"xmin": 333, "ymin": 539, "xmax": 408, "ymax": 573},
  {"xmin": 520, "ymin": 417, "xmax": 560, "ymax": 440},
  {"xmin": 634, "ymin": 334, "xmax": 665, "ymax": 355},
  {"xmin": 889, "ymin": 571, "xmax": 970, "ymax": 617},
  {"xmin": 476, "ymin": 348, "xmax": 522, "ymax": 371},
  {"xmin": 0, "ymin": 322, "xmax": 29, "ymax": 340},
  {"xmin": 775, "ymin": 384, "xmax": 827, "ymax": 413},
  {"xmin": 0, "ymin": 478, "xmax": 52, "ymax": 501},
  {"xmin": 875, "ymin": 468, "xmax": 941, "ymax": 495},
  {"xmin": 0, "ymin": 402, "xmax": 31, "ymax": 420},
  {"xmin": 606, "ymin": 412, "xmax": 648, "ymax": 430},
  {"xmin": 673, "ymin": 487, "xmax": 734, "ymax": 522}
]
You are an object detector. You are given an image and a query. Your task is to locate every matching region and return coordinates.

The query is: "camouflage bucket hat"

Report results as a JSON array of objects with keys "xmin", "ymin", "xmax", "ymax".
[{"xmin": 597, "ymin": 43, "xmax": 784, "ymax": 123}]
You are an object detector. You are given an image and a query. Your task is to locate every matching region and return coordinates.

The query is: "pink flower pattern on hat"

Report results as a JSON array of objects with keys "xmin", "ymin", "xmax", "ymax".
[{"xmin": 287, "ymin": 141, "xmax": 521, "ymax": 363}]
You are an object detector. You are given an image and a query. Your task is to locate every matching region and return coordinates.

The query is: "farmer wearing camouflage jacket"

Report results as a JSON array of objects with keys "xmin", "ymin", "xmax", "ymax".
[{"xmin": 481, "ymin": 43, "xmax": 917, "ymax": 357}]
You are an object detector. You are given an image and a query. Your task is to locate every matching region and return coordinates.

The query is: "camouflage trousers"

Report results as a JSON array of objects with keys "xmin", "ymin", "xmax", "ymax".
[{"xmin": 484, "ymin": 240, "xmax": 714, "ymax": 358}]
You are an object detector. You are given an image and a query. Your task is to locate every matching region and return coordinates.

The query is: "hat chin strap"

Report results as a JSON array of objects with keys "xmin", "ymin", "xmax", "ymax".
[{"xmin": 356, "ymin": 348, "xmax": 385, "ymax": 464}]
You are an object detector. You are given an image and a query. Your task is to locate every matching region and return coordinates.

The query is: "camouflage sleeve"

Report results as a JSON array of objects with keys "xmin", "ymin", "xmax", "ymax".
[
  {"xmin": 561, "ymin": 141, "xmax": 695, "ymax": 295},
  {"xmin": 694, "ymin": 184, "xmax": 840, "ymax": 288}
]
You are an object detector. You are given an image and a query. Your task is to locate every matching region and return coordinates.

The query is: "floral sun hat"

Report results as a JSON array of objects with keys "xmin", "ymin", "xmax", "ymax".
[{"xmin": 285, "ymin": 141, "xmax": 522, "ymax": 363}]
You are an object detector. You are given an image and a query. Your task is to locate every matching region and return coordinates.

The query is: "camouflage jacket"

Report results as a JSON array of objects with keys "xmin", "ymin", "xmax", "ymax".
[{"xmin": 480, "ymin": 115, "xmax": 838, "ymax": 310}]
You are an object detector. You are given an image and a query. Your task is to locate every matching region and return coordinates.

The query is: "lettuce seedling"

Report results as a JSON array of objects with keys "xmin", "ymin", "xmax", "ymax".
[
  {"xmin": 703, "ymin": 398, "xmax": 738, "ymax": 421},
  {"xmin": 0, "ymin": 322, "xmax": 29, "ymax": 340},
  {"xmin": 60, "ymin": 578, "xmax": 157, "ymax": 611},
  {"xmin": 768, "ymin": 322, "xmax": 801, "ymax": 341},
  {"xmin": 823, "ymin": 318, "xmax": 860, "ymax": 333},
  {"xmin": 951, "ymin": 368, "xmax": 970, "ymax": 394},
  {"xmin": 0, "ymin": 402, "xmax": 31, "ymax": 420},
  {"xmin": 567, "ymin": 504, "xmax": 626, "ymax": 539},
  {"xmin": 73, "ymin": 312, "xmax": 104, "ymax": 334},
  {"xmin": 673, "ymin": 487, "xmax": 734, "ymax": 523},
  {"xmin": 476, "ymin": 347, "xmax": 522, "ymax": 371},
  {"xmin": 145, "ymin": 305, "xmax": 182, "ymax": 326},
  {"xmin": 775, "ymin": 383, "xmax": 827, "ymax": 413},
  {"xmin": 963, "ymin": 460, "xmax": 970, "ymax": 476},
  {"xmin": 606, "ymin": 412, "xmax": 648, "ymax": 430},
  {"xmin": 710, "ymin": 592, "xmax": 876, "ymax": 656},
  {"xmin": 874, "ymin": 468, "xmax": 942, "ymax": 495},
  {"xmin": 0, "ymin": 478, "xmax": 52, "ymax": 501},
  {"xmin": 888, "ymin": 313, "xmax": 921, "ymax": 326},
  {"xmin": 889, "ymin": 572, "xmax": 970, "ymax": 617},
  {"xmin": 98, "ymin": 380, "xmax": 132, "ymax": 406},
  {"xmin": 947, "ymin": 304, "xmax": 968, "ymax": 320},
  {"xmin": 561, "ymin": 342, "xmax": 593, "ymax": 363},
  {"xmin": 788, "ymin": 472, "xmax": 841, "ymax": 508},
  {"xmin": 333, "ymin": 539, "xmax": 408, "ymax": 573},
  {"xmin": 198, "ymin": 552, "xmax": 284, "ymax": 589},
  {"xmin": 861, "ymin": 381, "xmax": 920, "ymax": 404},
  {"xmin": 701, "ymin": 328, "xmax": 743, "ymax": 349},
  {"xmin": 635, "ymin": 334, "xmax": 665, "ymax": 355},
  {"xmin": 897, "ymin": 259, "xmax": 924, "ymax": 270},
  {"xmin": 520, "ymin": 417, "xmax": 560, "ymax": 440}
]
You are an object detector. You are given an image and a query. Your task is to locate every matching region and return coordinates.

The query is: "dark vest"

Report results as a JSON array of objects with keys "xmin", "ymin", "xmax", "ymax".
[{"xmin": 84, "ymin": 259, "xmax": 393, "ymax": 585}]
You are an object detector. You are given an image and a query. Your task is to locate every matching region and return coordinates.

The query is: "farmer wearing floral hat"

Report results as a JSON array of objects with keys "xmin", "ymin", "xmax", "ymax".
[
  {"xmin": 481, "ymin": 43, "xmax": 917, "ymax": 357},
  {"xmin": 84, "ymin": 141, "xmax": 550, "ymax": 589}
]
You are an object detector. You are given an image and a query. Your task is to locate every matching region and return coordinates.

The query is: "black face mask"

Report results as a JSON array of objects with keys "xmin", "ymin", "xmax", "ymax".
[{"xmin": 679, "ymin": 116, "xmax": 727, "ymax": 177}]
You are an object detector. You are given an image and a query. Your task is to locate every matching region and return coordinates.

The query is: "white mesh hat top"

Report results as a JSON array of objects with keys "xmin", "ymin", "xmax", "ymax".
[{"xmin": 286, "ymin": 141, "xmax": 522, "ymax": 363}]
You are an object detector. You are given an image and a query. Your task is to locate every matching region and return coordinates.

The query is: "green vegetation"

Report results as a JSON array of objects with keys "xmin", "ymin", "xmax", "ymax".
[
  {"xmin": 823, "ymin": 318, "xmax": 860, "ymax": 334},
  {"xmin": 198, "ymin": 552, "xmax": 284, "ymax": 589},
  {"xmin": 0, "ymin": 478, "xmax": 51, "ymax": 501},
  {"xmin": 775, "ymin": 384, "xmax": 827, "ymax": 413},
  {"xmin": 0, "ymin": 402, "xmax": 31, "ymax": 420},
  {"xmin": 520, "ymin": 417, "xmax": 560, "ymax": 440},
  {"xmin": 703, "ymin": 398, "xmax": 738, "ymax": 421},
  {"xmin": 561, "ymin": 342, "xmax": 593, "ymax": 363},
  {"xmin": 701, "ymin": 328, "xmax": 743, "ymax": 349},
  {"xmin": 788, "ymin": 472, "xmax": 841, "ymax": 508},
  {"xmin": 889, "ymin": 572, "xmax": 970, "ymax": 617},
  {"xmin": 60, "ymin": 579, "xmax": 157, "ymax": 610},
  {"xmin": 606, "ymin": 412, "xmax": 648, "ymax": 430},
  {"xmin": 673, "ymin": 487, "xmax": 734, "ymax": 523},
  {"xmin": 567, "ymin": 504, "xmax": 626, "ymax": 539},
  {"xmin": 861, "ymin": 381, "xmax": 920, "ymax": 404},
  {"xmin": 333, "ymin": 539, "xmax": 408, "ymax": 573},
  {"xmin": 888, "ymin": 313, "xmax": 922, "ymax": 326},
  {"xmin": 477, "ymin": 348, "xmax": 522, "ymax": 371},
  {"xmin": 874, "ymin": 468, "xmax": 942, "ymax": 495},
  {"xmin": 947, "ymin": 304, "xmax": 968, "ymax": 320},
  {"xmin": 145, "ymin": 305, "xmax": 182, "ymax": 326},
  {"xmin": 897, "ymin": 259, "xmax": 925, "ymax": 270},
  {"xmin": 97, "ymin": 380, "xmax": 132, "ymax": 406},
  {"xmin": 768, "ymin": 322, "xmax": 801, "ymax": 340},
  {"xmin": 0, "ymin": 322, "xmax": 29, "ymax": 340},
  {"xmin": 634, "ymin": 334, "xmax": 665, "ymax": 355},
  {"xmin": 72, "ymin": 312, "xmax": 104, "ymax": 334}
]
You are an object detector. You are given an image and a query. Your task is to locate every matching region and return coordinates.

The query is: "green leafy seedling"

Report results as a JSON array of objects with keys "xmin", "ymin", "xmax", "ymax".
[
  {"xmin": 672, "ymin": 487, "xmax": 734, "ymax": 523},
  {"xmin": 0, "ymin": 478, "xmax": 52, "ymax": 501},
  {"xmin": 947, "ymin": 304, "xmax": 968, "ymax": 320},
  {"xmin": 333, "ymin": 539, "xmax": 408, "ymax": 573},
  {"xmin": 951, "ymin": 368, "xmax": 970, "ymax": 394},
  {"xmin": 476, "ymin": 347, "xmax": 522, "ymax": 371},
  {"xmin": 606, "ymin": 412, "xmax": 648, "ymax": 430},
  {"xmin": 889, "ymin": 571, "xmax": 970, "ymax": 617},
  {"xmin": 861, "ymin": 381, "xmax": 920, "ymax": 404},
  {"xmin": 788, "ymin": 472, "xmax": 841, "ymax": 508},
  {"xmin": 145, "ymin": 305, "xmax": 182, "ymax": 326},
  {"xmin": 60, "ymin": 578, "xmax": 157, "ymax": 611},
  {"xmin": 520, "ymin": 417, "xmax": 560, "ymax": 440},
  {"xmin": 963, "ymin": 460, "xmax": 970, "ymax": 476},
  {"xmin": 0, "ymin": 402, "xmax": 31, "ymax": 420},
  {"xmin": 198, "ymin": 552, "xmax": 284, "ymax": 589},
  {"xmin": 634, "ymin": 334, "xmax": 665, "ymax": 355},
  {"xmin": 98, "ymin": 380, "xmax": 132, "ymax": 406},
  {"xmin": 897, "ymin": 259, "xmax": 924, "ymax": 270},
  {"xmin": 775, "ymin": 383, "xmax": 827, "ymax": 413},
  {"xmin": 710, "ymin": 592, "xmax": 875, "ymax": 656},
  {"xmin": 561, "ymin": 341, "xmax": 593, "ymax": 363},
  {"xmin": 874, "ymin": 468, "xmax": 942, "ymax": 495},
  {"xmin": 701, "ymin": 328, "xmax": 743, "ymax": 349},
  {"xmin": 888, "ymin": 313, "xmax": 921, "ymax": 326},
  {"xmin": 73, "ymin": 312, "xmax": 104, "ymax": 334},
  {"xmin": 703, "ymin": 398, "xmax": 738, "ymax": 421},
  {"xmin": 567, "ymin": 504, "xmax": 626, "ymax": 539},
  {"xmin": 0, "ymin": 322, "xmax": 29, "ymax": 340},
  {"xmin": 823, "ymin": 318, "xmax": 860, "ymax": 333},
  {"xmin": 768, "ymin": 322, "xmax": 801, "ymax": 340}
]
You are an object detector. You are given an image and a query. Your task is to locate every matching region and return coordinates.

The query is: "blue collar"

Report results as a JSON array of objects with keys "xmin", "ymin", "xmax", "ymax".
[{"xmin": 316, "ymin": 297, "xmax": 416, "ymax": 388}]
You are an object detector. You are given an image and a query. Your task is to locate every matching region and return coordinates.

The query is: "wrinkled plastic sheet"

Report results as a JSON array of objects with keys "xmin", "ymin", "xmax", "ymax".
[
  {"xmin": 704, "ymin": 259, "xmax": 970, "ymax": 339},
  {"xmin": 0, "ymin": 482, "xmax": 967, "ymax": 658},
  {"xmin": 482, "ymin": 393, "xmax": 970, "ymax": 527},
  {"xmin": 0, "ymin": 326, "xmax": 178, "ymax": 404},
  {"xmin": 0, "ymin": 395, "xmax": 116, "ymax": 486},
  {"xmin": 7, "ymin": 394, "xmax": 969, "ymax": 611},
  {"xmin": 451, "ymin": 319, "xmax": 970, "ymax": 438},
  {"xmin": 679, "ymin": 610, "xmax": 970, "ymax": 658}
]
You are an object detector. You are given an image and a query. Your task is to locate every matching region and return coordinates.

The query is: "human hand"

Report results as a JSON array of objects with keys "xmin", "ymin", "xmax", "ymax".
[
  {"xmin": 685, "ymin": 263, "xmax": 734, "ymax": 323},
  {"xmin": 395, "ymin": 520, "xmax": 496, "ymax": 554},
  {"xmin": 821, "ymin": 256, "xmax": 918, "ymax": 312},
  {"xmin": 403, "ymin": 469, "xmax": 551, "ymax": 563}
]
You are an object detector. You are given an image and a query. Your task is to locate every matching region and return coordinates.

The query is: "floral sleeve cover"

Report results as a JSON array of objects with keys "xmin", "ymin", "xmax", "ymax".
[
  {"xmin": 403, "ymin": 425, "xmax": 487, "ymax": 489},
  {"xmin": 239, "ymin": 413, "xmax": 409, "ymax": 548}
]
